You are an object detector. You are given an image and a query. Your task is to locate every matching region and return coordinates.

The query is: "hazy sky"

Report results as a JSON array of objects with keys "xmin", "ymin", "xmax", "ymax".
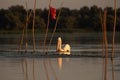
[{"xmin": 0, "ymin": 0, "xmax": 120, "ymax": 9}]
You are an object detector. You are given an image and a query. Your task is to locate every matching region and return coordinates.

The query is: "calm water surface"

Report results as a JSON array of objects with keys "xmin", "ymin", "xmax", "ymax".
[
  {"xmin": 0, "ymin": 57, "xmax": 120, "ymax": 80},
  {"xmin": 0, "ymin": 33, "xmax": 120, "ymax": 80}
]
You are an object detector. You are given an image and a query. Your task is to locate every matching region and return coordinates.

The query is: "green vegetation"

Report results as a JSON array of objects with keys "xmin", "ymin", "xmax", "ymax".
[{"xmin": 0, "ymin": 5, "xmax": 120, "ymax": 33}]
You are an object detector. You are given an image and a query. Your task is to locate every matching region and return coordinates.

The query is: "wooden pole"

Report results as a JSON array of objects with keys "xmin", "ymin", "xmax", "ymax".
[
  {"xmin": 32, "ymin": 0, "xmax": 36, "ymax": 53},
  {"xmin": 43, "ymin": 0, "xmax": 52, "ymax": 54}
]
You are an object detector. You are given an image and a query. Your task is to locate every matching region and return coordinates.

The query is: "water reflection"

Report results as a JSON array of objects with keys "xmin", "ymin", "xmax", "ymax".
[
  {"xmin": 20, "ymin": 58, "xmax": 36, "ymax": 80},
  {"xmin": 43, "ymin": 58, "xmax": 58, "ymax": 80},
  {"xmin": 58, "ymin": 58, "xmax": 62, "ymax": 70},
  {"xmin": 21, "ymin": 58, "xmax": 28, "ymax": 80},
  {"xmin": 0, "ymin": 57, "xmax": 120, "ymax": 80},
  {"xmin": 25, "ymin": 58, "xmax": 28, "ymax": 80},
  {"xmin": 57, "ymin": 51, "xmax": 70, "ymax": 71},
  {"xmin": 43, "ymin": 58, "xmax": 50, "ymax": 80},
  {"xmin": 48, "ymin": 59, "xmax": 58, "ymax": 80},
  {"xmin": 111, "ymin": 58, "xmax": 115, "ymax": 80},
  {"xmin": 32, "ymin": 58, "xmax": 36, "ymax": 80}
]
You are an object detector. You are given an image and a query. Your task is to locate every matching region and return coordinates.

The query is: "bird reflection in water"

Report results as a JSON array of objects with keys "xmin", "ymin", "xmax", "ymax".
[
  {"xmin": 58, "ymin": 58, "xmax": 62, "ymax": 70},
  {"xmin": 57, "ymin": 52, "xmax": 70, "ymax": 70}
]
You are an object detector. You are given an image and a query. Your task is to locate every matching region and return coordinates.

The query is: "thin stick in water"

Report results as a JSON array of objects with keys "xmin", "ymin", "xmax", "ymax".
[
  {"xmin": 43, "ymin": 0, "xmax": 52, "ymax": 54},
  {"xmin": 103, "ymin": 9, "xmax": 108, "ymax": 80},
  {"xmin": 32, "ymin": 0, "xmax": 36, "ymax": 53}
]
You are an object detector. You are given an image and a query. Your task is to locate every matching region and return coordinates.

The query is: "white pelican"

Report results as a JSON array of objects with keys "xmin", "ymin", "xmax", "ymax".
[{"xmin": 56, "ymin": 37, "xmax": 71, "ymax": 55}]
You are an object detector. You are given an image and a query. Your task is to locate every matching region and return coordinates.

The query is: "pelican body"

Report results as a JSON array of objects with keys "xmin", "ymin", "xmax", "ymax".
[{"xmin": 56, "ymin": 37, "xmax": 71, "ymax": 54}]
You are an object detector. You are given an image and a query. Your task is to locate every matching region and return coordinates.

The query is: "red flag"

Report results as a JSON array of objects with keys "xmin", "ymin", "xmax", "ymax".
[{"xmin": 50, "ymin": 6, "xmax": 56, "ymax": 20}]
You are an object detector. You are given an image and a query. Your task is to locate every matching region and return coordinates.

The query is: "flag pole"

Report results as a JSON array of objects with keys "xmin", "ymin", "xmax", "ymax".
[
  {"xmin": 47, "ymin": 3, "xmax": 63, "ymax": 53},
  {"xmin": 43, "ymin": 0, "xmax": 52, "ymax": 54}
]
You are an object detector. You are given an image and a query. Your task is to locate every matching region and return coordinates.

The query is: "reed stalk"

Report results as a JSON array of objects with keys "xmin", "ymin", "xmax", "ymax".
[
  {"xmin": 99, "ymin": 10, "xmax": 105, "ymax": 56},
  {"xmin": 111, "ymin": 1, "xmax": 117, "ymax": 80},
  {"xmin": 18, "ymin": 24, "xmax": 25, "ymax": 52},
  {"xmin": 25, "ymin": 0, "xmax": 29, "ymax": 53},
  {"xmin": 103, "ymin": 9, "xmax": 108, "ymax": 80},
  {"xmin": 32, "ymin": 0, "xmax": 36, "ymax": 53},
  {"xmin": 99, "ymin": 10, "xmax": 105, "ymax": 80},
  {"xmin": 112, "ymin": 0, "xmax": 117, "ymax": 58},
  {"xmin": 43, "ymin": 0, "xmax": 52, "ymax": 54},
  {"xmin": 18, "ymin": 0, "xmax": 31, "ymax": 53}
]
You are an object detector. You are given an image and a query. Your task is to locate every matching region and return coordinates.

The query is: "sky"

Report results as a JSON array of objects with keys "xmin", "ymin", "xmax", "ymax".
[{"xmin": 0, "ymin": 0, "xmax": 120, "ymax": 9}]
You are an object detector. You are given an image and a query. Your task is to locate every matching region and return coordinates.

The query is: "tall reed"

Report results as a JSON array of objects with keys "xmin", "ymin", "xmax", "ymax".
[
  {"xmin": 103, "ymin": 9, "xmax": 108, "ymax": 80},
  {"xmin": 112, "ymin": 0, "xmax": 117, "ymax": 58},
  {"xmin": 43, "ymin": 0, "xmax": 52, "ymax": 54},
  {"xmin": 111, "ymin": 0, "xmax": 117, "ymax": 80},
  {"xmin": 32, "ymin": 0, "xmax": 36, "ymax": 53},
  {"xmin": 18, "ymin": 0, "xmax": 32, "ymax": 53},
  {"xmin": 99, "ymin": 9, "xmax": 105, "ymax": 80},
  {"xmin": 25, "ymin": 0, "xmax": 29, "ymax": 52}
]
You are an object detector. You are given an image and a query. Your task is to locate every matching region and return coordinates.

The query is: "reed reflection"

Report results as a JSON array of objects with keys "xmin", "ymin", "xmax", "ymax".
[
  {"xmin": 43, "ymin": 58, "xmax": 58, "ymax": 80},
  {"xmin": 20, "ymin": 58, "xmax": 28, "ymax": 80},
  {"xmin": 25, "ymin": 58, "xmax": 28, "ymax": 80},
  {"xmin": 48, "ymin": 58, "xmax": 58, "ymax": 80},
  {"xmin": 33, "ymin": 58, "xmax": 36, "ymax": 80},
  {"xmin": 20, "ymin": 58, "xmax": 36, "ymax": 80},
  {"xmin": 111, "ymin": 58, "xmax": 115, "ymax": 80},
  {"xmin": 43, "ymin": 58, "xmax": 50, "ymax": 80}
]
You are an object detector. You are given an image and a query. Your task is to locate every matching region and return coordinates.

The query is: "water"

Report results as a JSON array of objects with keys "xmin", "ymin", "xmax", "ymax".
[
  {"xmin": 0, "ymin": 33, "xmax": 120, "ymax": 80},
  {"xmin": 0, "ymin": 57, "xmax": 120, "ymax": 80}
]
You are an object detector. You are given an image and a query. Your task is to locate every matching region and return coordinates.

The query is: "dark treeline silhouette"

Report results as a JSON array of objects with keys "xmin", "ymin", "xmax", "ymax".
[{"xmin": 0, "ymin": 5, "xmax": 120, "ymax": 32}]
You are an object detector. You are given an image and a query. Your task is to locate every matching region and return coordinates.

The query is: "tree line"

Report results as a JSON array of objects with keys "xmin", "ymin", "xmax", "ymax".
[{"xmin": 0, "ymin": 5, "xmax": 120, "ymax": 32}]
